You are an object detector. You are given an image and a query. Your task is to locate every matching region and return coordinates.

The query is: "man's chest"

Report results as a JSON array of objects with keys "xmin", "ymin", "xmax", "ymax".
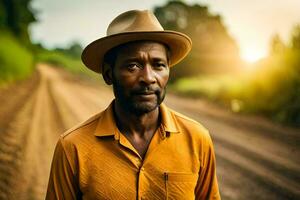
[
  {"xmin": 123, "ymin": 131, "xmax": 154, "ymax": 160},
  {"xmin": 78, "ymin": 133, "xmax": 200, "ymax": 200}
]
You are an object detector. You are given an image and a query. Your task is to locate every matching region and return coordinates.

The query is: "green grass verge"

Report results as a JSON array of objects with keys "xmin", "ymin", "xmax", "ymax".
[
  {"xmin": 36, "ymin": 50, "xmax": 98, "ymax": 78},
  {"xmin": 169, "ymin": 74, "xmax": 244, "ymax": 101},
  {"xmin": 0, "ymin": 30, "xmax": 34, "ymax": 85}
]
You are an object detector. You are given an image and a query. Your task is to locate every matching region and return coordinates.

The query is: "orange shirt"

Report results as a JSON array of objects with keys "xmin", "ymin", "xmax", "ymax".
[{"xmin": 46, "ymin": 101, "xmax": 220, "ymax": 200}]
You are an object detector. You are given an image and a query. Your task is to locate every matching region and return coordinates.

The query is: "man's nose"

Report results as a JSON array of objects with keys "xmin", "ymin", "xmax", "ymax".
[{"xmin": 139, "ymin": 64, "xmax": 156, "ymax": 85}]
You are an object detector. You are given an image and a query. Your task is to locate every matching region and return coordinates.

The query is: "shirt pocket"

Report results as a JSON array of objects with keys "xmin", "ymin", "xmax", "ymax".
[{"xmin": 163, "ymin": 172, "xmax": 198, "ymax": 200}]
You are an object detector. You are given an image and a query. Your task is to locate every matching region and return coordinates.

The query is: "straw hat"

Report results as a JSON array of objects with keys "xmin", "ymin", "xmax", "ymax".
[{"xmin": 81, "ymin": 10, "xmax": 192, "ymax": 73}]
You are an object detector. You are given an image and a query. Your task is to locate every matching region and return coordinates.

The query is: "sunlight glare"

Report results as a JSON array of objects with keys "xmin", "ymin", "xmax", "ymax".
[{"xmin": 242, "ymin": 49, "xmax": 265, "ymax": 63}]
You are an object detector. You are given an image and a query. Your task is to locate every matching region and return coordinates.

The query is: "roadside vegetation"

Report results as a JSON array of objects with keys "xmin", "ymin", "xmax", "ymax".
[
  {"xmin": 170, "ymin": 24, "xmax": 300, "ymax": 126},
  {"xmin": 0, "ymin": 30, "xmax": 34, "ymax": 85},
  {"xmin": 0, "ymin": 0, "xmax": 97, "ymax": 87},
  {"xmin": 156, "ymin": 1, "xmax": 300, "ymax": 126},
  {"xmin": 0, "ymin": 0, "xmax": 35, "ymax": 85},
  {"xmin": 35, "ymin": 44, "xmax": 97, "ymax": 78}
]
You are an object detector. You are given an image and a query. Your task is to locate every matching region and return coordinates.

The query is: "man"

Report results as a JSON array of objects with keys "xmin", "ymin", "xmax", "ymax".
[{"xmin": 46, "ymin": 10, "xmax": 220, "ymax": 200}]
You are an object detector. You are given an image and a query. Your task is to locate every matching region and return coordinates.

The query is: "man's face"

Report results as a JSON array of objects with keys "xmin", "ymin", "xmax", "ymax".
[{"xmin": 111, "ymin": 41, "xmax": 170, "ymax": 115}]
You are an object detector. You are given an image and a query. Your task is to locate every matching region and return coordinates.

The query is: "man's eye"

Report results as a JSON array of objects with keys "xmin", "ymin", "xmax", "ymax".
[
  {"xmin": 154, "ymin": 63, "xmax": 167, "ymax": 69},
  {"xmin": 126, "ymin": 63, "xmax": 138, "ymax": 70}
]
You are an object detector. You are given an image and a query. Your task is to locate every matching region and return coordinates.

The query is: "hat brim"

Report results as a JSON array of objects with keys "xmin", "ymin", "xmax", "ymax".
[{"xmin": 81, "ymin": 31, "xmax": 192, "ymax": 73}]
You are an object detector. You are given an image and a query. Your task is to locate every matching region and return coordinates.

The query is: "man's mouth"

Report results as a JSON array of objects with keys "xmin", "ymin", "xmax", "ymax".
[
  {"xmin": 133, "ymin": 91, "xmax": 157, "ymax": 100},
  {"xmin": 132, "ymin": 88, "xmax": 157, "ymax": 95},
  {"xmin": 135, "ymin": 92, "xmax": 155, "ymax": 95}
]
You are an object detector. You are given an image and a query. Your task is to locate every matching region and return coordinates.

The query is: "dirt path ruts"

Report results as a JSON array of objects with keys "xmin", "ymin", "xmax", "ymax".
[
  {"xmin": 0, "ymin": 73, "xmax": 39, "ymax": 199},
  {"xmin": 0, "ymin": 64, "xmax": 299, "ymax": 200},
  {"xmin": 0, "ymin": 67, "xmax": 67, "ymax": 199}
]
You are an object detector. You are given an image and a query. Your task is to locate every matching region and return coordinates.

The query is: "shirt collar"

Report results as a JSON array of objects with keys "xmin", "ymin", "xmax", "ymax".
[
  {"xmin": 94, "ymin": 100, "xmax": 180, "ymax": 138},
  {"xmin": 159, "ymin": 103, "xmax": 180, "ymax": 134}
]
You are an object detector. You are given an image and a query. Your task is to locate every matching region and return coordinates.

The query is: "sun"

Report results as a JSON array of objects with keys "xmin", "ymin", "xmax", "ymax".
[{"xmin": 241, "ymin": 49, "xmax": 265, "ymax": 63}]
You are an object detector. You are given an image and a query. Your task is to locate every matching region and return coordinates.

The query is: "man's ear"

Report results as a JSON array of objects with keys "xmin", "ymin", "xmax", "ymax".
[{"xmin": 102, "ymin": 63, "xmax": 113, "ymax": 85}]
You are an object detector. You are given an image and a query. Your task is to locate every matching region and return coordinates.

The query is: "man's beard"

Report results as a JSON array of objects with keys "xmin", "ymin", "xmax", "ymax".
[{"xmin": 112, "ymin": 79, "xmax": 166, "ymax": 116}]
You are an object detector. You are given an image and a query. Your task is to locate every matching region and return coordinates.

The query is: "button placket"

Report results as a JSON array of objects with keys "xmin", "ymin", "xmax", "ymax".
[
  {"xmin": 137, "ymin": 166, "xmax": 145, "ymax": 200},
  {"xmin": 135, "ymin": 157, "xmax": 140, "ymax": 167}
]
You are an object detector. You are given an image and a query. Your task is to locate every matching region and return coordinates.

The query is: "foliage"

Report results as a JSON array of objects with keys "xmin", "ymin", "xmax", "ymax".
[
  {"xmin": 36, "ymin": 49, "xmax": 98, "ymax": 78},
  {"xmin": 291, "ymin": 24, "xmax": 300, "ymax": 50},
  {"xmin": 0, "ymin": 0, "xmax": 36, "ymax": 45},
  {"xmin": 237, "ymin": 24, "xmax": 300, "ymax": 125},
  {"xmin": 154, "ymin": 0, "xmax": 241, "ymax": 81},
  {"xmin": 0, "ymin": 0, "xmax": 36, "ymax": 85},
  {"xmin": 171, "ymin": 8, "xmax": 300, "ymax": 127},
  {"xmin": 0, "ymin": 29, "xmax": 34, "ymax": 84},
  {"xmin": 0, "ymin": 0, "xmax": 92, "ymax": 85},
  {"xmin": 171, "ymin": 49, "xmax": 300, "ymax": 126},
  {"xmin": 54, "ymin": 42, "xmax": 83, "ymax": 58},
  {"xmin": 170, "ymin": 74, "xmax": 241, "ymax": 101},
  {"xmin": 239, "ymin": 50, "xmax": 300, "ymax": 125},
  {"xmin": 269, "ymin": 34, "xmax": 286, "ymax": 54}
]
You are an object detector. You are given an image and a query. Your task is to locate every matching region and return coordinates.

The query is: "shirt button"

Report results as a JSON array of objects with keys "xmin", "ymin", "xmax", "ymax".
[{"xmin": 141, "ymin": 167, "xmax": 145, "ymax": 171}]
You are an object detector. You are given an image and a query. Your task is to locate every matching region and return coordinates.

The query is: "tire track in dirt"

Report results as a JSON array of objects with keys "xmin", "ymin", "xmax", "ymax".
[
  {"xmin": 216, "ymin": 142, "xmax": 296, "ymax": 199},
  {"xmin": 45, "ymin": 65, "xmax": 113, "ymax": 128},
  {"xmin": 0, "ymin": 65, "xmax": 76, "ymax": 199},
  {"xmin": 14, "ymin": 74, "xmax": 66, "ymax": 199},
  {"xmin": 0, "ymin": 73, "xmax": 39, "ymax": 199},
  {"xmin": 215, "ymin": 135, "xmax": 299, "ymax": 185},
  {"xmin": 21, "ymin": 65, "xmax": 112, "ymax": 199},
  {"xmin": 0, "ymin": 67, "xmax": 68, "ymax": 199}
]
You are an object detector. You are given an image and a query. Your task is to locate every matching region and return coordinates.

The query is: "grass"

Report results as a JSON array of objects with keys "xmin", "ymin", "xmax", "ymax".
[
  {"xmin": 0, "ymin": 30, "xmax": 34, "ymax": 85},
  {"xmin": 0, "ymin": 29, "xmax": 102, "ymax": 88},
  {"xmin": 36, "ymin": 50, "xmax": 98, "ymax": 78},
  {"xmin": 170, "ymin": 74, "xmax": 245, "ymax": 103}
]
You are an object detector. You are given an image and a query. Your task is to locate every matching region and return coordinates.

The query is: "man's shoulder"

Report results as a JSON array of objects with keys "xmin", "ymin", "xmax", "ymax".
[
  {"xmin": 167, "ymin": 107, "xmax": 211, "ymax": 140},
  {"xmin": 60, "ymin": 110, "xmax": 104, "ymax": 141},
  {"xmin": 170, "ymin": 108, "xmax": 200, "ymax": 125},
  {"xmin": 168, "ymin": 107, "xmax": 206, "ymax": 129}
]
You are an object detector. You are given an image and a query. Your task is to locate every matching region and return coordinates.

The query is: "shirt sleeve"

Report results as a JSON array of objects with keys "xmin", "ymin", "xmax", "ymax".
[
  {"xmin": 45, "ymin": 137, "xmax": 80, "ymax": 200},
  {"xmin": 195, "ymin": 132, "xmax": 221, "ymax": 200}
]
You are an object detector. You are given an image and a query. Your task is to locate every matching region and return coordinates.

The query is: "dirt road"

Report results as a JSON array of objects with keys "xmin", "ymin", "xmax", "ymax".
[{"xmin": 0, "ymin": 64, "xmax": 299, "ymax": 199}]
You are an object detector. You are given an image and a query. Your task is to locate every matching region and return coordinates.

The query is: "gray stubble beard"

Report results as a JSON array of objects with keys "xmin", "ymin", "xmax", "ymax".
[{"xmin": 112, "ymin": 80, "xmax": 166, "ymax": 116}]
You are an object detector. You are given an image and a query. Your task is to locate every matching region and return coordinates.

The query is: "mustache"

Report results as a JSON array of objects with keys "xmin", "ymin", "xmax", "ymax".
[{"xmin": 131, "ymin": 87, "xmax": 160, "ymax": 95}]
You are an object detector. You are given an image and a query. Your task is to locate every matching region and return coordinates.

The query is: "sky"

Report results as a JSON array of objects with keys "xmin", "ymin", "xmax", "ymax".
[{"xmin": 29, "ymin": 0, "xmax": 300, "ymax": 62}]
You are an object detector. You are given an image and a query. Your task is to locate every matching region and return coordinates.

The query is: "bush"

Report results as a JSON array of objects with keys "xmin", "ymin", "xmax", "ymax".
[
  {"xmin": 36, "ymin": 50, "xmax": 98, "ymax": 77},
  {"xmin": 240, "ymin": 50, "xmax": 300, "ymax": 125},
  {"xmin": 0, "ymin": 30, "xmax": 34, "ymax": 84},
  {"xmin": 171, "ymin": 50, "xmax": 300, "ymax": 126},
  {"xmin": 170, "ymin": 75, "xmax": 237, "ymax": 100}
]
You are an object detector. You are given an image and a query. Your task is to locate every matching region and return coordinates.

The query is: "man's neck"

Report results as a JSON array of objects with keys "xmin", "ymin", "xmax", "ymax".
[{"xmin": 113, "ymin": 100, "xmax": 160, "ymax": 138}]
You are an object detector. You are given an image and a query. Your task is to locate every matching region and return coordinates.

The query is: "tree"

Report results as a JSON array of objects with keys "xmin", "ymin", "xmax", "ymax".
[
  {"xmin": 54, "ymin": 42, "xmax": 83, "ymax": 58},
  {"xmin": 290, "ymin": 24, "xmax": 300, "ymax": 50},
  {"xmin": 269, "ymin": 34, "xmax": 285, "ymax": 54},
  {"xmin": 154, "ymin": 1, "xmax": 240, "ymax": 81},
  {"xmin": 0, "ymin": 0, "xmax": 36, "ymax": 44},
  {"xmin": 67, "ymin": 42, "xmax": 83, "ymax": 58}
]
